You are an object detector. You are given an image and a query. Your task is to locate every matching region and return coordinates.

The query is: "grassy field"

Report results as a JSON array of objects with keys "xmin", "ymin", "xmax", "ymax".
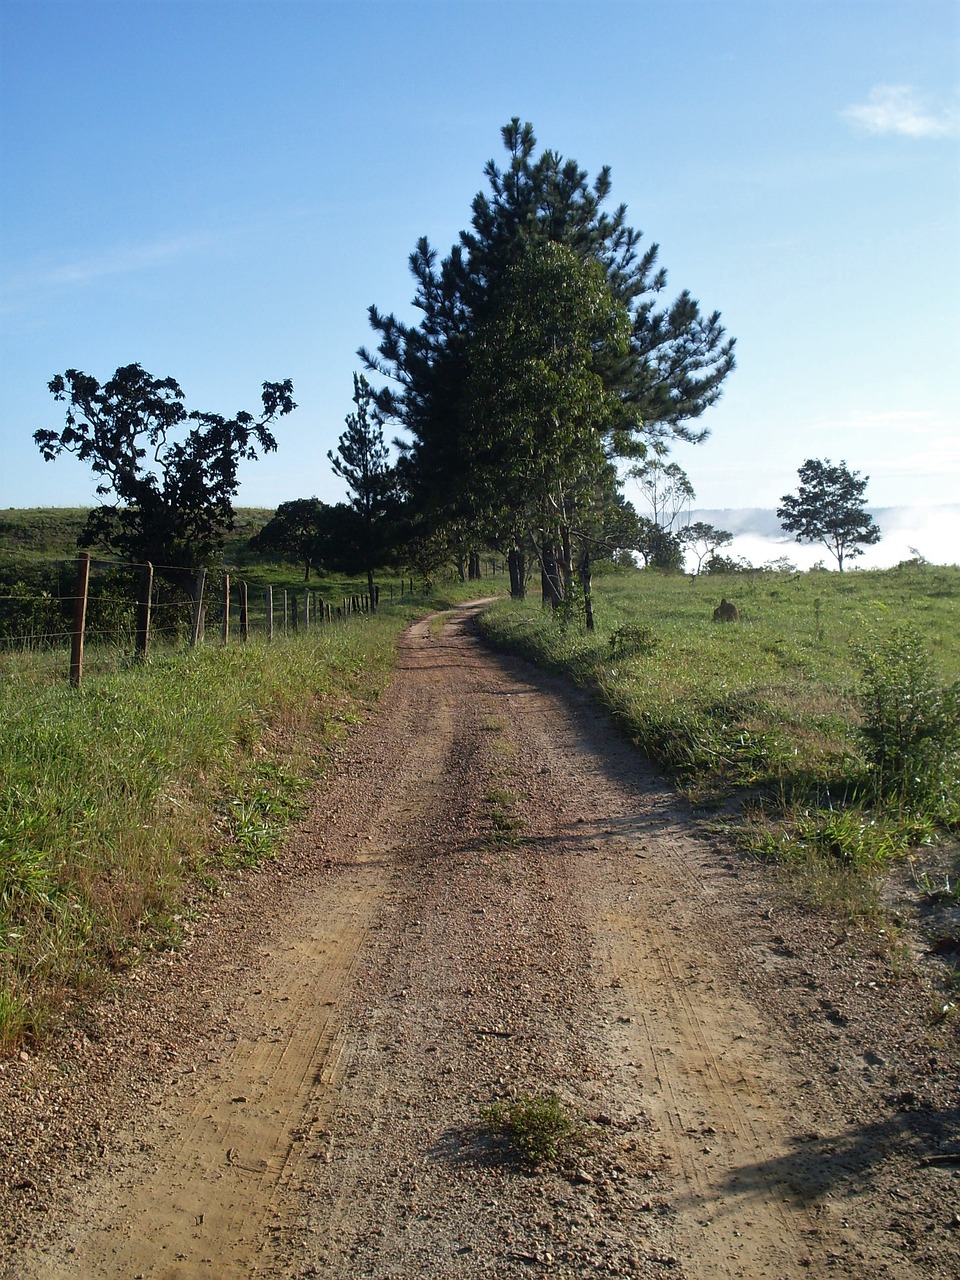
[
  {"xmin": 0, "ymin": 507, "xmax": 274, "ymax": 564},
  {"xmin": 477, "ymin": 562, "xmax": 960, "ymax": 907}
]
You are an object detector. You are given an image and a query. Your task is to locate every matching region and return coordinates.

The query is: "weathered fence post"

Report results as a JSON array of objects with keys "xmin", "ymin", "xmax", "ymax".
[
  {"xmin": 282, "ymin": 589, "xmax": 288, "ymax": 632},
  {"xmin": 266, "ymin": 586, "xmax": 274, "ymax": 641},
  {"xmin": 135, "ymin": 561, "xmax": 154, "ymax": 661},
  {"xmin": 304, "ymin": 589, "xmax": 310, "ymax": 628},
  {"xmin": 190, "ymin": 570, "xmax": 207, "ymax": 646},
  {"xmin": 239, "ymin": 579, "xmax": 248, "ymax": 642},
  {"xmin": 69, "ymin": 552, "xmax": 91, "ymax": 688},
  {"xmin": 221, "ymin": 574, "xmax": 231, "ymax": 645}
]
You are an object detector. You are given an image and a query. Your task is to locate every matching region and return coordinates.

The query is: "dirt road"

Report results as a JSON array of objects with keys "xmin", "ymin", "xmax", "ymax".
[{"xmin": 2, "ymin": 605, "xmax": 958, "ymax": 1278}]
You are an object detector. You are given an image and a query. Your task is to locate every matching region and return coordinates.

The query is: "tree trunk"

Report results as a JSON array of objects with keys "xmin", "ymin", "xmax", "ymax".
[
  {"xmin": 455, "ymin": 554, "xmax": 466, "ymax": 583},
  {"xmin": 540, "ymin": 541, "xmax": 563, "ymax": 610},
  {"xmin": 508, "ymin": 548, "xmax": 526, "ymax": 600},
  {"xmin": 468, "ymin": 551, "xmax": 482, "ymax": 581},
  {"xmin": 560, "ymin": 524, "xmax": 575, "ymax": 602},
  {"xmin": 579, "ymin": 548, "xmax": 595, "ymax": 631}
]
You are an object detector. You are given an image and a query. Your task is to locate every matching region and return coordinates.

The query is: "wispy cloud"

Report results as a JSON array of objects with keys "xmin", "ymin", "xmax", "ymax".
[
  {"xmin": 2, "ymin": 229, "xmax": 230, "ymax": 297},
  {"xmin": 841, "ymin": 84, "xmax": 960, "ymax": 139}
]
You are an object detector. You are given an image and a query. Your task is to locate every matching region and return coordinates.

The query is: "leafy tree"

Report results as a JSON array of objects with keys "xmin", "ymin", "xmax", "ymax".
[
  {"xmin": 360, "ymin": 120, "xmax": 735, "ymax": 615},
  {"xmin": 461, "ymin": 241, "xmax": 631, "ymax": 612},
  {"xmin": 34, "ymin": 363, "xmax": 295, "ymax": 592},
  {"xmin": 328, "ymin": 374, "xmax": 397, "ymax": 611},
  {"xmin": 633, "ymin": 517, "xmax": 685, "ymax": 572},
  {"xmin": 630, "ymin": 458, "xmax": 695, "ymax": 531},
  {"xmin": 777, "ymin": 458, "xmax": 881, "ymax": 571},
  {"xmin": 679, "ymin": 521, "xmax": 733, "ymax": 575},
  {"xmin": 251, "ymin": 497, "xmax": 327, "ymax": 580}
]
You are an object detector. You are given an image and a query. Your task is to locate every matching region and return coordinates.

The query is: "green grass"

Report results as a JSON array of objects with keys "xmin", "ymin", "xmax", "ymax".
[
  {"xmin": 0, "ymin": 610, "xmax": 416, "ymax": 1053},
  {"xmin": 477, "ymin": 565, "xmax": 960, "ymax": 894}
]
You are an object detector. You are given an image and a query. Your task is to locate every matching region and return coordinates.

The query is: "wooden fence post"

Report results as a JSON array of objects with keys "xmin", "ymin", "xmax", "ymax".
[
  {"xmin": 222, "ymin": 574, "xmax": 230, "ymax": 645},
  {"xmin": 69, "ymin": 552, "xmax": 91, "ymax": 688},
  {"xmin": 239, "ymin": 580, "xmax": 248, "ymax": 642},
  {"xmin": 266, "ymin": 586, "xmax": 274, "ymax": 641},
  {"xmin": 282, "ymin": 589, "xmax": 288, "ymax": 632},
  {"xmin": 190, "ymin": 570, "xmax": 207, "ymax": 647},
  {"xmin": 304, "ymin": 589, "xmax": 310, "ymax": 627},
  {"xmin": 135, "ymin": 561, "xmax": 153, "ymax": 661}
]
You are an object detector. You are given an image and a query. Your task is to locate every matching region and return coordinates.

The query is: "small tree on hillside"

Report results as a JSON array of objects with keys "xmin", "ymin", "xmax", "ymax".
[
  {"xmin": 34, "ymin": 363, "xmax": 295, "ymax": 594},
  {"xmin": 252, "ymin": 497, "xmax": 328, "ymax": 579},
  {"xmin": 778, "ymin": 458, "xmax": 880, "ymax": 571},
  {"xmin": 328, "ymin": 374, "xmax": 397, "ymax": 611},
  {"xmin": 680, "ymin": 521, "xmax": 733, "ymax": 575}
]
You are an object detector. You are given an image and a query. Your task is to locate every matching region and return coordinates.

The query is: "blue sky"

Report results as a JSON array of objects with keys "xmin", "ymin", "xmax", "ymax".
[{"xmin": 2, "ymin": 0, "xmax": 958, "ymax": 545}]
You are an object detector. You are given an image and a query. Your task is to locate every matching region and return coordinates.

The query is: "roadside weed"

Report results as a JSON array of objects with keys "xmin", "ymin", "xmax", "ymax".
[{"xmin": 481, "ymin": 1092, "xmax": 576, "ymax": 1167}]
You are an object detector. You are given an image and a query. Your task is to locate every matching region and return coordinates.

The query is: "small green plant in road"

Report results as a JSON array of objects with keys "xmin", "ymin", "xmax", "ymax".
[
  {"xmin": 484, "ymin": 787, "xmax": 523, "ymax": 846},
  {"xmin": 482, "ymin": 1092, "xmax": 576, "ymax": 1166},
  {"xmin": 913, "ymin": 867, "xmax": 960, "ymax": 904}
]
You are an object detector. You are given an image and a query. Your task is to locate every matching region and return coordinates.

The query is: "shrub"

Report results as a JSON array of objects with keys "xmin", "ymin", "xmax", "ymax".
[{"xmin": 856, "ymin": 627, "xmax": 960, "ymax": 812}]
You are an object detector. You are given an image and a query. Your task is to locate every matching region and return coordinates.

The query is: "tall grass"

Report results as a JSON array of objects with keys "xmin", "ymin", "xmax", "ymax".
[{"xmin": 0, "ymin": 612, "xmax": 411, "ymax": 1052}]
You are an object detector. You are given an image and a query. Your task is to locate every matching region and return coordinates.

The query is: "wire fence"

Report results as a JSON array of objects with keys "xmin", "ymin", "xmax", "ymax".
[{"xmin": 0, "ymin": 553, "xmax": 387, "ymax": 686}]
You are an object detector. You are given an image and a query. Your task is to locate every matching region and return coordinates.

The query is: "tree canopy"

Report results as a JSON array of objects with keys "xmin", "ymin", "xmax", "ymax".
[
  {"xmin": 251, "ymin": 497, "xmax": 327, "ymax": 580},
  {"xmin": 35, "ymin": 363, "xmax": 295, "ymax": 585},
  {"xmin": 777, "ymin": 458, "xmax": 881, "ymax": 571}
]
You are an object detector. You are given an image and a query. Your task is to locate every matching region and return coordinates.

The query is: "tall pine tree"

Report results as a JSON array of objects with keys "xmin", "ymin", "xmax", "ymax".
[{"xmin": 360, "ymin": 120, "xmax": 735, "ymax": 608}]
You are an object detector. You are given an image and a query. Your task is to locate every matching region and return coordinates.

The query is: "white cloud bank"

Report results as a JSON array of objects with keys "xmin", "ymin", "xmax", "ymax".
[
  {"xmin": 689, "ymin": 504, "xmax": 960, "ymax": 572},
  {"xmin": 841, "ymin": 84, "xmax": 960, "ymax": 139}
]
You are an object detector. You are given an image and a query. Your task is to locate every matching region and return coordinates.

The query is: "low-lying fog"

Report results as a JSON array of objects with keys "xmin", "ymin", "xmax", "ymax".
[{"xmin": 682, "ymin": 504, "xmax": 960, "ymax": 572}]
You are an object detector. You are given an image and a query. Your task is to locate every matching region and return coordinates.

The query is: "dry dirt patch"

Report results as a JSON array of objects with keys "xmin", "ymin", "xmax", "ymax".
[{"xmin": 1, "ymin": 605, "xmax": 958, "ymax": 1279}]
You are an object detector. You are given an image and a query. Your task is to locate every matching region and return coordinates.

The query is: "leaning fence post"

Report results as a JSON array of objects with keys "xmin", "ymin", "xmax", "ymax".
[
  {"xmin": 190, "ymin": 570, "xmax": 207, "ymax": 647},
  {"xmin": 266, "ymin": 586, "xmax": 274, "ymax": 641},
  {"xmin": 222, "ymin": 574, "xmax": 230, "ymax": 645},
  {"xmin": 135, "ymin": 561, "xmax": 153, "ymax": 661},
  {"xmin": 69, "ymin": 552, "xmax": 91, "ymax": 687}
]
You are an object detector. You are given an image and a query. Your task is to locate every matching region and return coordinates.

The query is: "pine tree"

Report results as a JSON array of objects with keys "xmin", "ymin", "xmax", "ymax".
[{"xmin": 327, "ymin": 374, "xmax": 396, "ymax": 610}]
